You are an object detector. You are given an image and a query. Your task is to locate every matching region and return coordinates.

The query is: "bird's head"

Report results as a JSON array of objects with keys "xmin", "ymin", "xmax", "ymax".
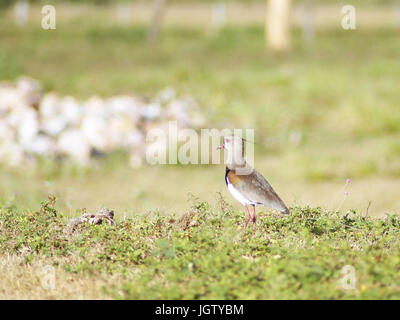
[{"xmin": 217, "ymin": 135, "xmax": 244, "ymax": 157}]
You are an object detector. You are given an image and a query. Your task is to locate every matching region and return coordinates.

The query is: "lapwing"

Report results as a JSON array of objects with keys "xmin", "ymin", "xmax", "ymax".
[{"xmin": 218, "ymin": 135, "xmax": 290, "ymax": 228}]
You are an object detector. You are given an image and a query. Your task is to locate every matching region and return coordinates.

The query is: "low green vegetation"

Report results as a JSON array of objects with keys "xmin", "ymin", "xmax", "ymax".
[{"xmin": 1, "ymin": 196, "xmax": 399, "ymax": 299}]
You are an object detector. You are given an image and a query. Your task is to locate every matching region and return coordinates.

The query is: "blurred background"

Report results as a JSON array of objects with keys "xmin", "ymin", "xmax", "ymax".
[{"xmin": 0, "ymin": 0, "xmax": 399, "ymax": 217}]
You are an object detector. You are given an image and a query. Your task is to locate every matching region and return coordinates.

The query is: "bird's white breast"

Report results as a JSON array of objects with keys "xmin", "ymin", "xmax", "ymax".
[{"xmin": 226, "ymin": 181, "xmax": 253, "ymax": 206}]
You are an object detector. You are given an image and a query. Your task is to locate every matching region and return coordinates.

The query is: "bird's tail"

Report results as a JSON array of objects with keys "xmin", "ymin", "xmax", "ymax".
[
  {"xmin": 280, "ymin": 206, "xmax": 290, "ymax": 215},
  {"xmin": 274, "ymin": 195, "xmax": 290, "ymax": 215},
  {"xmin": 267, "ymin": 186, "xmax": 290, "ymax": 215}
]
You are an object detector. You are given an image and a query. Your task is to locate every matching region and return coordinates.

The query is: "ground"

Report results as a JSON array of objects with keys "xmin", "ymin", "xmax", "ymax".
[{"xmin": 1, "ymin": 196, "xmax": 399, "ymax": 299}]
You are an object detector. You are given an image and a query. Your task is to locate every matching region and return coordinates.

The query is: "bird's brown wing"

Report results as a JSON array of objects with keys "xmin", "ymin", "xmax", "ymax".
[{"xmin": 230, "ymin": 169, "xmax": 290, "ymax": 214}]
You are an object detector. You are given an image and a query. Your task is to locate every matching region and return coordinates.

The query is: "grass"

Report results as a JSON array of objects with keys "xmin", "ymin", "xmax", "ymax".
[{"xmin": 1, "ymin": 195, "xmax": 399, "ymax": 299}]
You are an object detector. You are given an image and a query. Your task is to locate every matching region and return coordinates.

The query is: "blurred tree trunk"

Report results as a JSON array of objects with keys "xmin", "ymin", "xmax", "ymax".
[
  {"xmin": 148, "ymin": 0, "xmax": 167, "ymax": 44},
  {"xmin": 212, "ymin": 2, "xmax": 226, "ymax": 32},
  {"xmin": 116, "ymin": 2, "xmax": 133, "ymax": 26},
  {"xmin": 15, "ymin": 0, "xmax": 29, "ymax": 27},
  {"xmin": 301, "ymin": 0, "xmax": 314, "ymax": 45},
  {"xmin": 394, "ymin": 1, "xmax": 400, "ymax": 28},
  {"xmin": 266, "ymin": 0, "xmax": 291, "ymax": 51}
]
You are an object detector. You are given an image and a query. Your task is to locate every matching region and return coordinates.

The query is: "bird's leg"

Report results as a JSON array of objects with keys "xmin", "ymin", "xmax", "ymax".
[
  {"xmin": 252, "ymin": 205, "xmax": 257, "ymax": 228},
  {"xmin": 244, "ymin": 205, "xmax": 250, "ymax": 228}
]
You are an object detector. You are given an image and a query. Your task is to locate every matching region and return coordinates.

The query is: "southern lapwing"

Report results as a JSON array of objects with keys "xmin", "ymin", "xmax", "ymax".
[{"xmin": 218, "ymin": 135, "xmax": 290, "ymax": 228}]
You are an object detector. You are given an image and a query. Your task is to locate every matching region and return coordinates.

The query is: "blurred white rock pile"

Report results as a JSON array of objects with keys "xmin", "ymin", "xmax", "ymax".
[{"xmin": 0, "ymin": 77, "xmax": 205, "ymax": 167}]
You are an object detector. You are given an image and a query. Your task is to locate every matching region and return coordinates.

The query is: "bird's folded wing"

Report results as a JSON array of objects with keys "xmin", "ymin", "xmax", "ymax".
[{"xmin": 231, "ymin": 169, "xmax": 289, "ymax": 212}]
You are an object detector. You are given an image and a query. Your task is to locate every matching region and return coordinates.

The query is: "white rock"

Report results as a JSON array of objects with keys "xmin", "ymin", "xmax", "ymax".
[
  {"xmin": 57, "ymin": 129, "xmax": 90, "ymax": 165},
  {"xmin": 84, "ymin": 96, "xmax": 108, "ymax": 118},
  {"xmin": 81, "ymin": 116, "xmax": 108, "ymax": 151},
  {"xmin": 106, "ymin": 96, "xmax": 141, "ymax": 121},
  {"xmin": 40, "ymin": 93, "xmax": 60, "ymax": 118},
  {"xmin": 41, "ymin": 116, "xmax": 68, "ymax": 136},
  {"xmin": 18, "ymin": 107, "xmax": 39, "ymax": 145},
  {"xmin": 24, "ymin": 135, "xmax": 56, "ymax": 156},
  {"xmin": 107, "ymin": 116, "xmax": 134, "ymax": 148},
  {"xmin": 16, "ymin": 76, "xmax": 42, "ymax": 106},
  {"xmin": 141, "ymin": 102, "xmax": 161, "ymax": 120},
  {"xmin": 157, "ymin": 87, "xmax": 176, "ymax": 104},
  {"xmin": 0, "ymin": 77, "xmax": 204, "ymax": 167},
  {"xmin": 0, "ymin": 122, "xmax": 16, "ymax": 142},
  {"xmin": 125, "ymin": 129, "xmax": 144, "ymax": 148},
  {"xmin": 164, "ymin": 100, "xmax": 189, "ymax": 127},
  {"xmin": 0, "ymin": 86, "xmax": 27, "ymax": 112},
  {"xmin": 17, "ymin": 76, "xmax": 41, "ymax": 94},
  {"xmin": 59, "ymin": 96, "xmax": 82, "ymax": 126}
]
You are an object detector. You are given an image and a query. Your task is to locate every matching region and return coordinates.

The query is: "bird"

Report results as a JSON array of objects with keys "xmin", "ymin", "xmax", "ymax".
[{"xmin": 218, "ymin": 135, "xmax": 290, "ymax": 228}]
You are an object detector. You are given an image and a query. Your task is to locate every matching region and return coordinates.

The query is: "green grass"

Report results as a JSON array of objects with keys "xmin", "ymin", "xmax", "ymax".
[{"xmin": 1, "ymin": 195, "xmax": 399, "ymax": 299}]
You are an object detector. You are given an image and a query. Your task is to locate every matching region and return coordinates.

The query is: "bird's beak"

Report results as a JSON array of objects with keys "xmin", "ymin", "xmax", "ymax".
[{"xmin": 217, "ymin": 143, "xmax": 225, "ymax": 150}]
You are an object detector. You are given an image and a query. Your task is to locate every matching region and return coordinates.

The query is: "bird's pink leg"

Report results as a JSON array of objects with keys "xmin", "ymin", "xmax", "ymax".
[
  {"xmin": 244, "ymin": 205, "xmax": 250, "ymax": 228},
  {"xmin": 252, "ymin": 205, "xmax": 257, "ymax": 228}
]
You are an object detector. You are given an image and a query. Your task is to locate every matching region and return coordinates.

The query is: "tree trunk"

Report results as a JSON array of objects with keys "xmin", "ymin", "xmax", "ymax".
[
  {"xmin": 15, "ymin": 0, "xmax": 29, "ymax": 27},
  {"xmin": 301, "ymin": 0, "xmax": 314, "ymax": 45},
  {"xmin": 266, "ymin": 0, "xmax": 291, "ymax": 51},
  {"xmin": 148, "ymin": 0, "xmax": 167, "ymax": 44},
  {"xmin": 212, "ymin": 2, "xmax": 226, "ymax": 31}
]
